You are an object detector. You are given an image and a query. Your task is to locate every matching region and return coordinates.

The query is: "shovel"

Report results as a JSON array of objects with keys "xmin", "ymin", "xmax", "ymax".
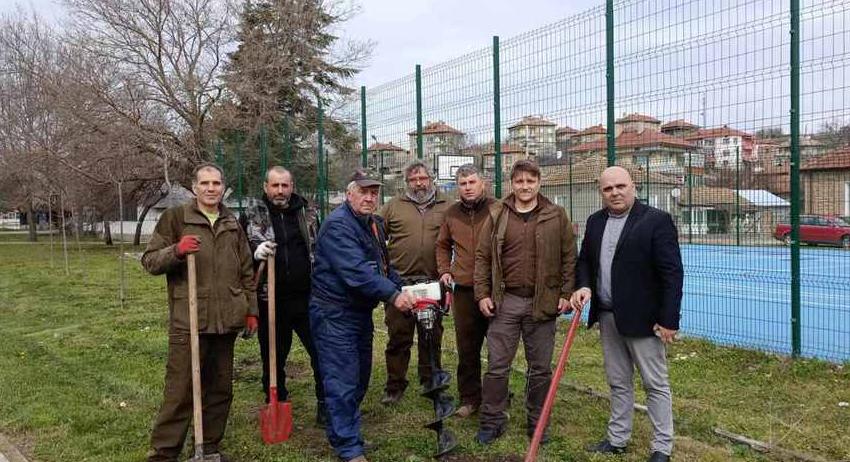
[
  {"xmin": 259, "ymin": 256, "xmax": 293, "ymax": 444},
  {"xmin": 187, "ymin": 254, "xmax": 221, "ymax": 461},
  {"xmin": 524, "ymin": 307, "xmax": 583, "ymax": 462}
]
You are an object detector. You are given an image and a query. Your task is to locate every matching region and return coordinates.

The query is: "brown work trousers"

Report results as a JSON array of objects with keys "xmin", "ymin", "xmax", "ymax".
[
  {"xmin": 384, "ymin": 304, "xmax": 443, "ymax": 394},
  {"xmin": 147, "ymin": 332, "xmax": 237, "ymax": 462},
  {"xmin": 479, "ymin": 293, "xmax": 556, "ymax": 432},
  {"xmin": 453, "ymin": 285, "xmax": 488, "ymax": 407}
]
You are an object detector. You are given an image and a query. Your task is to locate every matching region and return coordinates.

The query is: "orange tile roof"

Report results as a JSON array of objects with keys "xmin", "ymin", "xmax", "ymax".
[
  {"xmin": 508, "ymin": 116, "xmax": 557, "ymax": 129},
  {"xmin": 616, "ymin": 113, "xmax": 661, "ymax": 124},
  {"xmin": 556, "ymin": 126, "xmax": 578, "ymax": 135},
  {"xmin": 407, "ymin": 121, "xmax": 464, "ymax": 136},
  {"xmin": 801, "ymin": 148, "xmax": 850, "ymax": 170},
  {"xmin": 569, "ymin": 129, "xmax": 696, "ymax": 153},
  {"xmin": 661, "ymin": 119, "xmax": 698, "ymax": 130},
  {"xmin": 686, "ymin": 125, "xmax": 753, "ymax": 140},
  {"xmin": 577, "ymin": 125, "xmax": 607, "ymax": 135},
  {"xmin": 367, "ymin": 142, "xmax": 406, "ymax": 152},
  {"xmin": 541, "ymin": 155, "xmax": 679, "ymax": 186}
]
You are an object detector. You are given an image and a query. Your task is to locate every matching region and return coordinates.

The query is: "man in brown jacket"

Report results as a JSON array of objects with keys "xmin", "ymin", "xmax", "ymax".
[
  {"xmin": 141, "ymin": 163, "xmax": 258, "ymax": 462},
  {"xmin": 435, "ymin": 164, "xmax": 495, "ymax": 418},
  {"xmin": 473, "ymin": 159, "xmax": 577, "ymax": 444},
  {"xmin": 378, "ymin": 160, "xmax": 452, "ymax": 405}
]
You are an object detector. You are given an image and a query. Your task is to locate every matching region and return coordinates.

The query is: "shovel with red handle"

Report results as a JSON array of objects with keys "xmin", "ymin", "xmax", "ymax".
[
  {"xmin": 524, "ymin": 306, "xmax": 583, "ymax": 462},
  {"xmin": 258, "ymin": 256, "xmax": 293, "ymax": 444}
]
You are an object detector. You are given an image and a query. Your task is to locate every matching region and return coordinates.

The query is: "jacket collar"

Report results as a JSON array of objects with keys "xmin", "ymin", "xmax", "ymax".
[
  {"xmin": 398, "ymin": 190, "xmax": 448, "ymax": 205},
  {"xmin": 499, "ymin": 193, "xmax": 559, "ymax": 220},
  {"xmin": 183, "ymin": 200, "xmax": 234, "ymax": 226}
]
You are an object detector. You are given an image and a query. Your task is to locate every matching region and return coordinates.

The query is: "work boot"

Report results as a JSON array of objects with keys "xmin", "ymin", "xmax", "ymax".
[
  {"xmin": 647, "ymin": 451, "xmax": 670, "ymax": 462},
  {"xmin": 475, "ymin": 423, "xmax": 506, "ymax": 445},
  {"xmin": 380, "ymin": 389, "xmax": 404, "ymax": 406}
]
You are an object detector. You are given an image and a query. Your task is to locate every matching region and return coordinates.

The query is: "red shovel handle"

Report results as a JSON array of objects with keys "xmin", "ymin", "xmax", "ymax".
[{"xmin": 525, "ymin": 307, "xmax": 583, "ymax": 462}]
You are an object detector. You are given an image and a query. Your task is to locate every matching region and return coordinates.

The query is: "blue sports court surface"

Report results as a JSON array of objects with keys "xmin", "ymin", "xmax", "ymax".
[{"xmin": 678, "ymin": 245, "xmax": 849, "ymax": 362}]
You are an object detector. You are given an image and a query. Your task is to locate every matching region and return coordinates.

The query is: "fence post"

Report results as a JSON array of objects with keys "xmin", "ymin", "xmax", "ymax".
[
  {"xmin": 605, "ymin": 0, "xmax": 616, "ymax": 167},
  {"xmin": 790, "ymin": 0, "xmax": 802, "ymax": 358},
  {"xmin": 568, "ymin": 151, "xmax": 574, "ymax": 219},
  {"xmin": 735, "ymin": 145, "xmax": 741, "ymax": 246},
  {"xmin": 493, "ymin": 35, "xmax": 502, "ymax": 198},
  {"xmin": 361, "ymin": 86, "xmax": 368, "ymax": 168},
  {"xmin": 416, "ymin": 64, "xmax": 424, "ymax": 162},
  {"xmin": 380, "ymin": 149, "xmax": 385, "ymax": 205},
  {"xmin": 688, "ymin": 148, "xmax": 693, "ymax": 244},
  {"xmin": 318, "ymin": 97, "xmax": 326, "ymax": 221}
]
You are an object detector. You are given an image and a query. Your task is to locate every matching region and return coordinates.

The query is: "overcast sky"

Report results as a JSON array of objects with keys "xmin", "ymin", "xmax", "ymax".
[{"xmin": 5, "ymin": 0, "xmax": 599, "ymax": 88}]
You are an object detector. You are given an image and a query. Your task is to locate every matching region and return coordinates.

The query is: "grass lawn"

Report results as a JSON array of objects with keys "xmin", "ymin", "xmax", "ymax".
[{"xmin": 0, "ymin": 241, "xmax": 848, "ymax": 462}]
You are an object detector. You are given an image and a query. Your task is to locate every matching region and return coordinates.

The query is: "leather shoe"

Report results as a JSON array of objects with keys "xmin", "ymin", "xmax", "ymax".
[
  {"xmin": 344, "ymin": 456, "xmax": 367, "ymax": 462},
  {"xmin": 647, "ymin": 451, "xmax": 670, "ymax": 462},
  {"xmin": 380, "ymin": 390, "xmax": 404, "ymax": 406},
  {"xmin": 586, "ymin": 439, "xmax": 627, "ymax": 454},
  {"xmin": 476, "ymin": 424, "xmax": 506, "ymax": 445}
]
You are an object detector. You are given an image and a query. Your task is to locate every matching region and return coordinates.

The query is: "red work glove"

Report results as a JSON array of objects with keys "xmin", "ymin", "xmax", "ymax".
[
  {"xmin": 244, "ymin": 315, "xmax": 259, "ymax": 335},
  {"xmin": 176, "ymin": 235, "xmax": 201, "ymax": 257}
]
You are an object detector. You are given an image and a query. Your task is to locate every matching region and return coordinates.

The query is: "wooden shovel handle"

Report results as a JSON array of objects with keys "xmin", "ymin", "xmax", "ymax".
[
  {"xmin": 267, "ymin": 257, "xmax": 277, "ymax": 391},
  {"xmin": 187, "ymin": 254, "xmax": 205, "ymax": 457}
]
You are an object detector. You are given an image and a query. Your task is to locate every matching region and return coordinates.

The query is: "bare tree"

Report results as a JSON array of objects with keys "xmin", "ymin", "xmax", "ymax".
[{"xmin": 64, "ymin": 0, "xmax": 236, "ymax": 165}]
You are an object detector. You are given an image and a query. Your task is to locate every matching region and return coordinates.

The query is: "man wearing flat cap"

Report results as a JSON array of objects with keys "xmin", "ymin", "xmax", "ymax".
[{"xmin": 309, "ymin": 168, "xmax": 416, "ymax": 462}]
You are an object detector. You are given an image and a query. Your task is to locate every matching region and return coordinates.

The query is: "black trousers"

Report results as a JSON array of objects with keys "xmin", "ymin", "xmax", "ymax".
[{"xmin": 258, "ymin": 291, "xmax": 324, "ymax": 405}]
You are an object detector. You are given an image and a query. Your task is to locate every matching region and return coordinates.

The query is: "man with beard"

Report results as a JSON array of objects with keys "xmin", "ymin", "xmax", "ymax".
[
  {"xmin": 474, "ymin": 159, "xmax": 577, "ymax": 444},
  {"xmin": 378, "ymin": 160, "xmax": 452, "ymax": 405},
  {"xmin": 435, "ymin": 164, "xmax": 495, "ymax": 418},
  {"xmin": 244, "ymin": 166, "xmax": 325, "ymax": 425}
]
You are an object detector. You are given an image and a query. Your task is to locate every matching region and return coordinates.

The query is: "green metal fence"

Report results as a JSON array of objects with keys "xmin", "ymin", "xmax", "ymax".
[{"xmin": 333, "ymin": 0, "xmax": 850, "ymax": 362}]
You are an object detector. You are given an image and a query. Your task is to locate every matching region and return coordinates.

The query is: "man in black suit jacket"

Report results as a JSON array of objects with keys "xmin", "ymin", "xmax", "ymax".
[{"xmin": 571, "ymin": 166, "xmax": 683, "ymax": 462}]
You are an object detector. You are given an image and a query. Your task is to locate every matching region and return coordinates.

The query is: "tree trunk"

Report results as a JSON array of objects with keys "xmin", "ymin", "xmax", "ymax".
[
  {"xmin": 134, "ymin": 190, "xmax": 167, "ymax": 246},
  {"xmin": 26, "ymin": 199, "xmax": 37, "ymax": 242},
  {"xmin": 103, "ymin": 220, "xmax": 113, "ymax": 246}
]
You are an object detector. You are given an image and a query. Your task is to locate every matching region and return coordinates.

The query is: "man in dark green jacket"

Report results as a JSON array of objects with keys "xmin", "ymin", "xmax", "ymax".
[{"xmin": 142, "ymin": 163, "xmax": 258, "ymax": 462}]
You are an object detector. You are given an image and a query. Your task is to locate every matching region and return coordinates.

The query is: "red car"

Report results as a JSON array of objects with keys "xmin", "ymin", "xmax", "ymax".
[{"xmin": 774, "ymin": 215, "xmax": 850, "ymax": 248}]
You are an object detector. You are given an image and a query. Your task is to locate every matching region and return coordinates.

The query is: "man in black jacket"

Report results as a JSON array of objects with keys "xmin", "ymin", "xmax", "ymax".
[
  {"xmin": 244, "ymin": 166, "xmax": 325, "ymax": 425},
  {"xmin": 571, "ymin": 166, "xmax": 683, "ymax": 462}
]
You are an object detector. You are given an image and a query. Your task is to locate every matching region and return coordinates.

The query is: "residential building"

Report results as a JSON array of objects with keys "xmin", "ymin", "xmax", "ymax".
[
  {"xmin": 568, "ymin": 123, "xmax": 701, "ymax": 180},
  {"xmin": 660, "ymin": 119, "xmax": 700, "ymax": 138},
  {"xmin": 408, "ymin": 121, "xmax": 466, "ymax": 171},
  {"xmin": 507, "ymin": 116, "xmax": 558, "ymax": 161},
  {"xmin": 555, "ymin": 126, "xmax": 578, "ymax": 157},
  {"xmin": 686, "ymin": 125, "xmax": 755, "ymax": 168}
]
